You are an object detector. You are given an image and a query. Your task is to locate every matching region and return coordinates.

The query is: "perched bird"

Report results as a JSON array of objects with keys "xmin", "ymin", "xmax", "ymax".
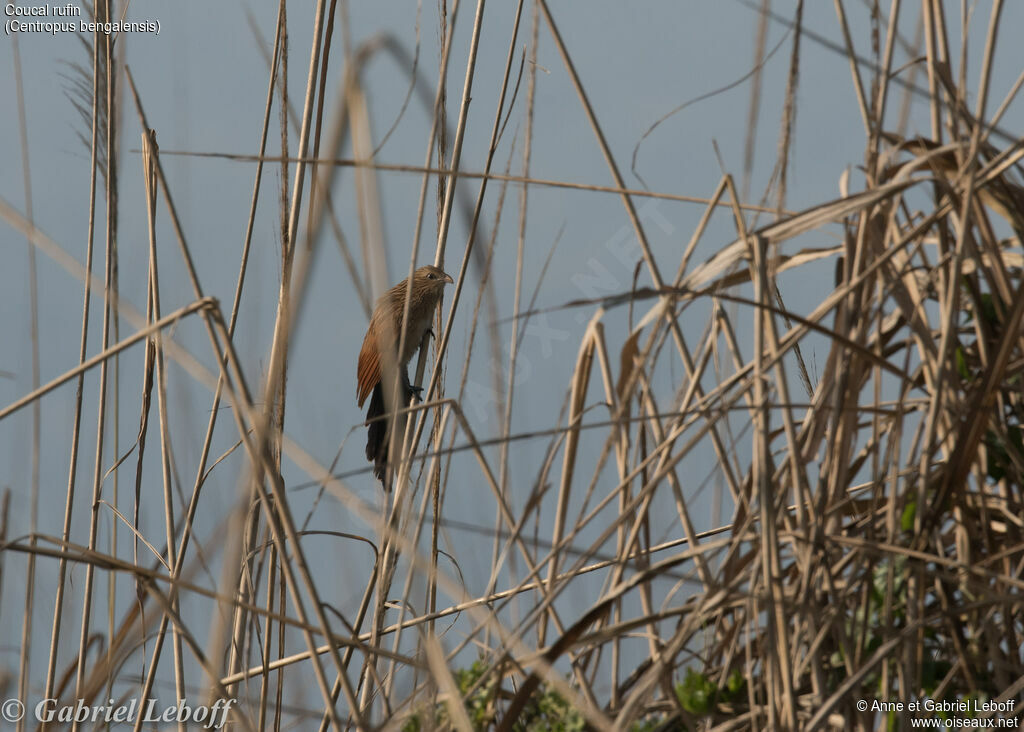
[{"xmin": 357, "ymin": 265, "xmax": 453, "ymax": 484}]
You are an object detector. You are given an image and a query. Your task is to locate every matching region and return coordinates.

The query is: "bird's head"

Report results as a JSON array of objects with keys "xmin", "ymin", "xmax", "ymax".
[{"xmin": 412, "ymin": 265, "xmax": 454, "ymax": 296}]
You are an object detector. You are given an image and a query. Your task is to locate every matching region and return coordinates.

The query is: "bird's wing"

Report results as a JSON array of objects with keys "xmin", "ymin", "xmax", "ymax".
[{"xmin": 357, "ymin": 330, "xmax": 381, "ymax": 407}]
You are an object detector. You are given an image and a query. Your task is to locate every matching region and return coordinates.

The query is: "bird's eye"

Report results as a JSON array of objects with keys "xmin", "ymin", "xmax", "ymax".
[{"xmin": 427, "ymin": 273, "xmax": 436, "ymax": 279}]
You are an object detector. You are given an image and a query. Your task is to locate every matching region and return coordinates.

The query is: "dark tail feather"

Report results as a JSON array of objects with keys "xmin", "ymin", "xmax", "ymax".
[
  {"xmin": 365, "ymin": 382, "xmax": 389, "ymax": 483},
  {"xmin": 365, "ymin": 371, "xmax": 415, "ymax": 487}
]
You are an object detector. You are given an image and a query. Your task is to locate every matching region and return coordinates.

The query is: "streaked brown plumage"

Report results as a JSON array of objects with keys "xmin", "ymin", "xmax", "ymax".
[{"xmin": 357, "ymin": 265, "xmax": 453, "ymax": 483}]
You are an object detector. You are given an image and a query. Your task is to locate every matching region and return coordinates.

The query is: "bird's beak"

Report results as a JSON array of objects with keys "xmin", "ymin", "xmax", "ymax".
[{"xmin": 443, "ymin": 273, "xmax": 454, "ymax": 284}]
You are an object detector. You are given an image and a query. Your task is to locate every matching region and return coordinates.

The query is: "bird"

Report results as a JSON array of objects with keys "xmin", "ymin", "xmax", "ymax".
[{"xmin": 357, "ymin": 265, "xmax": 453, "ymax": 484}]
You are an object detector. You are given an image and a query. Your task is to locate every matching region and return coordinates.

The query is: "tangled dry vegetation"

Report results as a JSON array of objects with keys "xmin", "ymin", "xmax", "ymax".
[{"xmin": 3, "ymin": 1, "xmax": 1024, "ymax": 731}]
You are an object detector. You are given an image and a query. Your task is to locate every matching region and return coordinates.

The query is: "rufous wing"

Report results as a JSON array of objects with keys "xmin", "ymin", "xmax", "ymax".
[{"xmin": 357, "ymin": 329, "xmax": 381, "ymax": 407}]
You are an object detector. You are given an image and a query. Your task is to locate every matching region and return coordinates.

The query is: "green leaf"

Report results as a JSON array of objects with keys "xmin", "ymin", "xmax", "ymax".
[
  {"xmin": 955, "ymin": 345, "xmax": 971, "ymax": 381},
  {"xmin": 675, "ymin": 670, "xmax": 717, "ymax": 716},
  {"xmin": 515, "ymin": 684, "xmax": 585, "ymax": 732},
  {"xmin": 901, "ymin": 499, "xmax": 916, "ymax": 532},
  {"xmin": 725, "ymin": 669, "xmax": 745, "ymax": 697}
]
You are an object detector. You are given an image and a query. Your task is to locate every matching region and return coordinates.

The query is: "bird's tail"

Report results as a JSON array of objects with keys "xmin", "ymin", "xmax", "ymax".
[
  {"xmin": 365, "ymin": 382, "xmax": 389, "ymax": 483},
  {"xmin": 365, "ymin": 372, "xmax": 414, "ymax": 487}
]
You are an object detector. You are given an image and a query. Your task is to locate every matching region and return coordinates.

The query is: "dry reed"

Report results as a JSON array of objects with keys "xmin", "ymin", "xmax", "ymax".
[{"xmin": 2, "ymin": 1, "xmax": 1023, "ymax": 731}]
